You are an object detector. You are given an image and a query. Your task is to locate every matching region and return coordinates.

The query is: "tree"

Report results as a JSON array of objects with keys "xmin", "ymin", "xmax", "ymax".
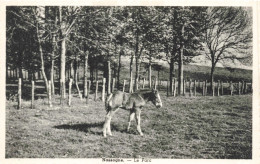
[
  {"xmin": 46, "ymin": 6, "xmax": 59, "ymax": 95},
  {"xmin": 74, "ymin": 7, "xmax": 101, "ymax": 98},
  {"xmin": 6, "ymin": 7, "xmax": 41, "ymax": 83},
  {"xmin": 122, "ymin": 6, "xmax": 166, "ymax": 91},
  {"xmin": 203, "ymin": 7, "xmax": 252, "ymax": 92},
  {"xmin": 113, "ymin": 9, "xmax": 129, "ymax": 89},
  {"xmin": 33, "ymin": 6, "xmax": 50, "ymax": 93},
  {"xmin": 58, "ymin": 6, "xmax": 82, "ymax": 98},
  {"xmin": 7, "ymin": 6, "xmax": 55, "ymax": 105},
  {"xmin": 157, "ymin": 7, "xmax": 207, "ymax": 95}
]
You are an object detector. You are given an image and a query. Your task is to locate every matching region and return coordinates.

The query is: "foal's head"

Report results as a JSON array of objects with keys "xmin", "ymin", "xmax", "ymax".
[{"xmin": 150, "ymin": 89, "xmax": 162, "ymax": 108}]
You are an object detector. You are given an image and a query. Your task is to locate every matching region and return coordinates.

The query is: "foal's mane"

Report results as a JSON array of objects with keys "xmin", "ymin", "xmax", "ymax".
[
  {"xmin": 135, "ymin": 89, "xmax": 156, "ymax": 101},
  {"xmin": 136, "ymin": 89, "xmax": 153, "ymax": 92}
]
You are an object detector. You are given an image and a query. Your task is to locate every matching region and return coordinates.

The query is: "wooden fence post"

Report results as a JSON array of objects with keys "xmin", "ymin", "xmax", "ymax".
[
  {"xmin": 167, "ymin": 80, "xmax": 169, "ymax": 97},
  {"xmin": 136, "ymin": 78, "xmax": 139, "ymax": 91},
  {"xmin": 217, "ymin": 80, "xmax": 220, "ymax": 96},
  {"xmin": 171, "ymin": 79, "xmax": 174, "ymax": 96},
  {"xmin": 212, "ymin": 81, "xmax": 215, "ymax": 97},
  {"xmin": 87, "ymin": 80, "xmax": 91, "ymax": 103},
  {"xmin": 189, "ymin": 79, "xmax": 192, "ymax": 97},
  {"xmin": 221, "ymin": 81, "xmax": 223, "ymax": 95},
  {"xmin": 230, "ymin": 81, "xmax": 233, "ymax": 96},
  {"xmin": 142, "ymin": 78, "xmax": 145, "ymax": 89},
  {"xmin": 183, "ymin": 79, "xmax": 186, "ymax": 96},
  {"xmin": 238, "ymin": 82, "xmax": 241, "ymax": 95},
  {"xmin": 112, "ymin": 78, "xmax": 115, "ymax": 93},
  {"xmin": 202, "ymin": 81, "xmax": 205, "ymax": 96},
  {"xmin": 154, "ymin": 78, "xmax": 157, "ymax": 90},
  {"xmin": 11, "ymin": 69, "xmax": 13, "ymax": 79},
  {"xmin": 102, "ymin": 78, "xmax": 106, "ymax": 102},
  {"xmin": 95, "ymin": 80, "xmax": 99, "ymax": 101},
  {"xmin": 194, "ymin": 80, "xmax": 196, "ymax": 96},
  {"xmin": 14, "ymin": 69, "xmax": 17, "ymax": 79},
  {"xmin": 48, "ymin": 80, "xmax": 53, "ymax": 107},
  {"xmin": 173, "ymin": 78, "xmax": 177, "ymax": 97},
  {"xmin": 242, "ymin": 81, "xmax": 245, "ymax": 94},
  {"xmin": 26, "ymin": 71, "xmax": 29, "ymax": 80},
  {"xmin": 157, "ymin": 79, "xmax": 159, "ymax": 91},
  {"xmin": 244, "ymin": 82, "xmax": 247, "ymax": 93},
  {"xmin": 123, "ymin": 80, "xmax": 126, "ymax": 92},
  {"xmin": 68, "ymin": 79, "xmax": 73, "ymax": 106},
  {"xmin": 18, "ymin": 78, "xmax": 22, "ymax": 109},
  {"xmin": 60, "ymin": 79, "xmax": 63, "ymax": 105},
  {"xmin": 31, "ymin": 80, "xmax": 35, "ymax": 109},
  {"xmin": 129, "ymin": 79, "xmax": 133, "ymax": 93},
  {"xmin": 205, "ymin": 80, "xmax": 207, "ymax": 96}
]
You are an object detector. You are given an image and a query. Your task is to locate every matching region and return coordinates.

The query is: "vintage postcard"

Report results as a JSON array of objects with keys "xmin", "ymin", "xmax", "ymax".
[{"xmin": 1, "ymin": 0, "xmax": 259, "ymax": 164}]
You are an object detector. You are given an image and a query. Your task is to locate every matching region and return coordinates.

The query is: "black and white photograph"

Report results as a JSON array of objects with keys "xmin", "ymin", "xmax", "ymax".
[{"xmin": 1, "ymin": 0, "xmax": 259, "ymax": 163}]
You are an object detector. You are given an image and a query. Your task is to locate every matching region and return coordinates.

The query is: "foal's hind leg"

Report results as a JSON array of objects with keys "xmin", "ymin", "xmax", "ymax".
[
  {"xmin": 135, "ymin": 108, "xmax": 143, "ymax": 136},
  {"xmin": 127, "ymin": 110, "xmax": 135, "ymax": 132}
]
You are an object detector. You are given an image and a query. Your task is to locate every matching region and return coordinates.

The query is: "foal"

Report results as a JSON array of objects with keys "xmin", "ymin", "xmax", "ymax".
[{"xmin": 103, "ymin": 89, "xmax": 162, "ymax": 137}]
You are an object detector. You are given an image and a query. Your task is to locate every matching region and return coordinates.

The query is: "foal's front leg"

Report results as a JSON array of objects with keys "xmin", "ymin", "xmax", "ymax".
[
  {"xmin": 103, "ymin": 109, "xmax": 118, "ymax": 137},
  {"xmin": 103, "ymin": 111, "xmax": 111, "ymax": 137},
  {"xmin": 135, "ymin": 108, "xmax": 143, "ymax": 136},
  {"xmin": 127, "ymin": 110, "xmax": 135, "ymax": 132}
]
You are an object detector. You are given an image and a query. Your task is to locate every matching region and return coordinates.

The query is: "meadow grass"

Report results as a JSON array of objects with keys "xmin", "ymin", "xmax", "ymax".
[
  {"xmin": 6, "ymin": 93, "xmax": 252, "ymax": 158},
  {"xmin": 118, "ymin": 62, "xmax": 252, "ymax": 82}
]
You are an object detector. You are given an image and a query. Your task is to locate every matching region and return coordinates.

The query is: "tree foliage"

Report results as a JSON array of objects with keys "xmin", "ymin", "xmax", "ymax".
[
  {"xmin": 203, "ymin": 7, "xmax": 252, "ymax": 90},
  {"xmin": 6, "ymin": 6, "xmax": 252, "ymax": 97}
]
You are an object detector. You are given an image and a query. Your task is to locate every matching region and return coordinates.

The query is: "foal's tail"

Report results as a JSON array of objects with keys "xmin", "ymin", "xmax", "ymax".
[{"xmin": 105, "ymin": 93, "xmax": 113, "ymax": 112}]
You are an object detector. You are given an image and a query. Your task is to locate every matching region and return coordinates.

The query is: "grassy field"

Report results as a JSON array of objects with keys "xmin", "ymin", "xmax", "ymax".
[
  {"xmin": 70, "ymin": 58, "xmax": 252, "ymax": 84},
  {"xmin": 6, "ymin": 92, "xmax": 252, "ymax": 159},
  {"xmin": 114, "ymin": 59, "xmax": 252, "ymax": 83}
]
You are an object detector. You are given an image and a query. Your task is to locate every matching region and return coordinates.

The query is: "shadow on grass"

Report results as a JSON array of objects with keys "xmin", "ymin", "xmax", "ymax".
[{"xmin": 53, "ymin": 122, "xmax": 127, "ymax": 136}]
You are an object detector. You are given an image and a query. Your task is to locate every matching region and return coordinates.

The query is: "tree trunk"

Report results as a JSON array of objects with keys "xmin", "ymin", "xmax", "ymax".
[
  {"xmin": 35, "ymin": 21, "xmax": 49, "ymax": 96},
  {"xmin": 70, "ymin": 60, "xmax": 74, "ymax": 79},
  {"xmin": 96, "ymin": 68, "xmax": 98, "ymax": 81},
  {"xmin": 50, "ymin": 33, "xmax": 56, "ymax": 95},
  {"xmin": 83, "ymin": 51, "xmax": 89, "ymax": 98},
  {"xmin": 157, "ymin": 70, "xmax": 160, "ymax": 82},
  {"xmin": 178, "ymin": 24, "xmax": 184, "ymax": 95},
  {"xmin": 90, "ymin": 65, "xmax": 94, "ymax": 88},
  {"xmin": 129, "ymin": 54, "xmax": 134, "ymax": 93},
  {"xmin": 134, "ymin": 29, "xmax": 140, "ymax": 91},
  {"xmin": 39, "ymin": 46, "xmax": 48, "ymax": 95},
  {"xmin": 169, "ymin": 58, "xmax": 175, "ymax": 95},
  {"xmin": 210, "ymin": 59, "xmax": 215, "ymax": 94},
  {"xmin": 107, "ymin": 60, "xmax": 111, "ymax": 94},
  {"xmin": 148, "ymin": 62, "xmax": 152, "ymax": 89},
  {"xmin": 50, "ymin": 7, "xmax": 58, "ymax": 95},
  {"xmin": 60, "ymin": 38, "xmax": 66, "ymax": 98},
  {"xmin": 31, "ymin": 67, "xmax": 36, "ymax": 81},
  {"xmin": 74, "ymin": 59, "xmax": 82, "ymax": 100},
  {"xmin": 135, "ymin": 57, "xmax": 140, "ymax": 91},
  {"xmin": 117, "ymin": 50, "xmax": 122, "ymax": 89},
  {"xmin": 113, "ymin": 62, "xmax": 117, "ymax": 79},
  {"xmin": 50, "ymin": 57, "xmax": 55, "ymax": 95},
  {"xmin": 6, "ymin": 65, "xmax": 8, "ymax": 81},
  {"xmin": 15, "ymin": 68, "xmax": 18, "ymax": 79},
  {"xmin": 18, "ymin": 67, "xmax": 23, "ymax": 80},
  {"xmin": 17, "ymin": 43, "xmax": 24, "ymax": 83},
  {"xmin": 58, "ymin": 6, "xmax": 66, "ymax": 98}
]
